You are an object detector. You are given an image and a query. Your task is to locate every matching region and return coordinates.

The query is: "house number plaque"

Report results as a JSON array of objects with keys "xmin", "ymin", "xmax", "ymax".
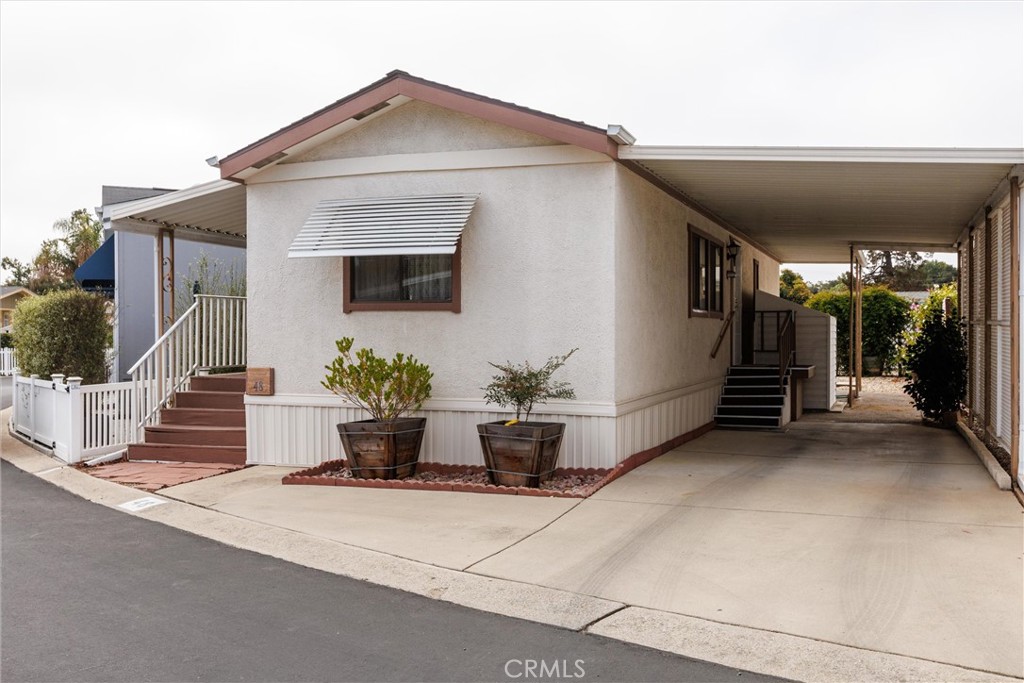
[{"xmin": 246, "ymin": 368, "xmax": 274, "ymax": 396}]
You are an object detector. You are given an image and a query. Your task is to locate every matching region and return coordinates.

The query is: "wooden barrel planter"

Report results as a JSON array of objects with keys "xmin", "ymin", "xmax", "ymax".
[
  {"xmin": 477, "ymin": 421, "xmax": 566, "ymax": 488},
  {"xmin": 336, "ymin": 417, "xmax": 426, "ymax": 480}
]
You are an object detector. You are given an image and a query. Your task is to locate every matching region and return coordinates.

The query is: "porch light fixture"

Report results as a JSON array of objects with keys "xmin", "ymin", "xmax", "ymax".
[{"xmin": 726, "ymin": 240, "xmax": 740, "ymax": 278}]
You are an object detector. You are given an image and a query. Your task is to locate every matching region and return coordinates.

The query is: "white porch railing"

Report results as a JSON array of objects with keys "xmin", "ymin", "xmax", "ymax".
[
  {"xmin": 10, "ymin": 372, "xmax": 134, "ymax": 463},
  {"xmin": 129, "ymin": 295, "xmax": 246, "ymax": 438},
  {"xmin": 1, "ymin": 348, "xmax": 15, "ymax": 376}
]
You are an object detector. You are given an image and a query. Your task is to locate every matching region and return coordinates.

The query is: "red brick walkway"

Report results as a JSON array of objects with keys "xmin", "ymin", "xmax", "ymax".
[{"xmin": 84, "ymin": 461, "xmax": 243, "ymax": 492}]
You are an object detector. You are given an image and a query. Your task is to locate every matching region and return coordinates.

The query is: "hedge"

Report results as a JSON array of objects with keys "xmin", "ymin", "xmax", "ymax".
[
  {"xmin": 12, "ymin": 289, "xmax": 110, "ymax": 384},
  {"xmin": 805, "ymin": 286, "xmax": 910, "ymax": 374}
]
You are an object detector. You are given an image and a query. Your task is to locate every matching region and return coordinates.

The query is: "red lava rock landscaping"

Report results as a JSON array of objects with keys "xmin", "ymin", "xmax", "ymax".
[{"xmin": 282, "ymin": 460, "xmax": 614, "ymax": 498}]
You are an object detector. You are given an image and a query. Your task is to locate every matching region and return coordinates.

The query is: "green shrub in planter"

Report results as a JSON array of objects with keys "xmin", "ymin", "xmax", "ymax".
[
  {"xmin": 12, "ymin": 289, "xmax": 110, "ymax": 384},
  {"xmin": 903, "ymin": 311, "xmax": 966, "ymax": 424},
  {"xmin": 322, "ymin": 337, "xmax": 433, "ymax": 423},
  {"xmin": 322, "ymin": 338, "xmax": 433, "ymax": 480}
]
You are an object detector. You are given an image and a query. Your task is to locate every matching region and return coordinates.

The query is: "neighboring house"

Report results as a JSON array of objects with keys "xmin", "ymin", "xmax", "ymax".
[
  {"xmin": 0, "ymin": 286, "xmax": 34, "ymax": 332},
  {"xmin": 91, "ymin": 186, "xmax": 246, "ymax": 381},
  {"xmin": 102, "ymin": 70, "xmax": 1024, "ymax": 491}
]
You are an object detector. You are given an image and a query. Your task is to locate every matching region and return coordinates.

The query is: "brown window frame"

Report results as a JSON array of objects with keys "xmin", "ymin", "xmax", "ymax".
[
  {"xmin": 688, "ymin": 226, "xmax": 725, "ymax": 319},
  {"xmin": 342, "ymin": 244, "xmax": 462, "ymax": 313}
]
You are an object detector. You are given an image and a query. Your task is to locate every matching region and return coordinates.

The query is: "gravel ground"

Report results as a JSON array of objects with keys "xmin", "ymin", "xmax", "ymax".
[{"xmin": 310, "ymin": 466, "xmax": 606, "ymax": 495}]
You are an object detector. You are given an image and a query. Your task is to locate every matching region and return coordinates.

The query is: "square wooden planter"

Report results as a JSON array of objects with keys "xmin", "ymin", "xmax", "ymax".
[
  {"xmin": 336, "ymin": 417, "xmax": 426, "ymax": 480},
  {"xmin": 477, "ymin": 421, "xmax": 565, "ymax": 488}
]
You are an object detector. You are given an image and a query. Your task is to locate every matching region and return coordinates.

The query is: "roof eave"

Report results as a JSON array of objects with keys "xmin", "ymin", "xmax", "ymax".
[{"xmin": 218, "ymin": 71, "xmax": 619, "ymax": 181}]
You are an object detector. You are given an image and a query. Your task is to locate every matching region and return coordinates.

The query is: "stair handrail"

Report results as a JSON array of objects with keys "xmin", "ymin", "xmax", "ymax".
[
  {"xmin": 129, "ymin": 294, "xmax": 246, "ymax": 440},
  {"xmin": 777, "ymin": 310, "xmax": 796, "ymax": 388},
  {"xmin": 710, "ymin": 309, "xmax": 736, "ymax": 359}
]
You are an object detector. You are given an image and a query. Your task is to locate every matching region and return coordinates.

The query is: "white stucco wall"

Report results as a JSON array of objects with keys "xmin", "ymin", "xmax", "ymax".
[
  {"xmin": 607, "ymin": 166, "xmax": 783, "ymax": 458},
  {"xmin": 247, "ymin": 161, "xmax": 616, "ymax": 403}
]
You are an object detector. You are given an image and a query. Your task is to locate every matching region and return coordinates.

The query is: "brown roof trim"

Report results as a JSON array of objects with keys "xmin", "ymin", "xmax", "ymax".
[{"xmin": 219, "ymin": 70, "xmax": 617, "ymax": 180}]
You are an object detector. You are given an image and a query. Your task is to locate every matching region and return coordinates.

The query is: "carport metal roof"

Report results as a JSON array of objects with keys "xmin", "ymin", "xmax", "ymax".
[{"xmin": 619, "ymin": 146, "xmax": 1024, "ymax": 263}]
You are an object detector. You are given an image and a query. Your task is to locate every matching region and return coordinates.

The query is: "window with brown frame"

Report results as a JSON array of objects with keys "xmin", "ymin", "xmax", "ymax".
[
  {"xmin": 342, "ymin": 245, "xmax": 461, "ymax": 313},
  {"xmin": 689, "ymin": 227, "xmax": 724, "ymax": 317}
]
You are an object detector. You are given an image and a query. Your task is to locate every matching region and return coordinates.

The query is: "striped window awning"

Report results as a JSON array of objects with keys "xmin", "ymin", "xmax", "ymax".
[{"xmin": 288, "ymin": 194, "xmax": 478, "ymax": 258}]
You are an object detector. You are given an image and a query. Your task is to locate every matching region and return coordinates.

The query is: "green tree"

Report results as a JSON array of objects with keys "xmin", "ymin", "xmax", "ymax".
[
  {"xmin": 919, "ymin": 260, "xmax": 957, "ymax": 287},
  {"xmin": 779, "ymin": 269, "xmax": 812, "ymax": 304},
  {"xmin": 22, "ymin": 209, "xmax": 104, "ymax": 293},
  {"xmin": 865, "ymin": 250, "xmax": 925, "ymax": 288},
  {"xmin": 1, "ymin": 257, "xmax": 32, "ymax": 287}
]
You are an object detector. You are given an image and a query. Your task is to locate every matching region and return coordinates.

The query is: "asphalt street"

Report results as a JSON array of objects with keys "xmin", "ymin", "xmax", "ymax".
[{"xmin": 1, "ymin": 460, "xmax": 787, "ymax": 683}]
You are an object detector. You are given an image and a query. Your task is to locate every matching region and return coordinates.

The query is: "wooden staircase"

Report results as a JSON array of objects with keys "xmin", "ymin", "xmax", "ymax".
[
  {"xmin": 714, "ymin": 366, "xmax": 790, "ymax": 430},
  {"xmin": 127, "ymin": 374, "xmax": 246, "ymax": 465}
]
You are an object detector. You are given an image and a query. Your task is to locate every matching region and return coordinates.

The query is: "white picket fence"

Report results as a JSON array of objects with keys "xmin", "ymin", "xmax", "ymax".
[
  {"xmin": 1, "ymin": 348, "xmax": 15, "ymax": 376},
  {"xmin": 8, "ymin": 294, "xmax": 246, "ymax": 459},
  {"xmin": 10, "ymin": 372, "xmax": 134, "ymax": 463}
]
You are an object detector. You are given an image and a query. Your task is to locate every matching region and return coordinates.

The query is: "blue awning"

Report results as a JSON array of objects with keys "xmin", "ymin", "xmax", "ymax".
[{"xmin": 74, "ymin": 238, "xmax": 115, "ymax": 296}]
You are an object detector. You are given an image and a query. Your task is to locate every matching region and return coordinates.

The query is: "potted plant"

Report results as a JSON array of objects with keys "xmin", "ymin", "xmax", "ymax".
[
  {"xmin": 477, "ymin": 349, "xmax": 577, "ymax": 487},
  {"xmin": 323, "ymin": 337, "xmax": 433, "ymax": 479}
]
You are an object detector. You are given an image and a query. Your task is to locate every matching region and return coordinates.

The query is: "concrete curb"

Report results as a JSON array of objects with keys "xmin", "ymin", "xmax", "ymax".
[
  {"xmin": 956, "ymin": 418, "xmax": 1012, "ymax": 490},
  {"xmin": 589, "ymin": 607, "xmax": 1021, "ymax": 683}
]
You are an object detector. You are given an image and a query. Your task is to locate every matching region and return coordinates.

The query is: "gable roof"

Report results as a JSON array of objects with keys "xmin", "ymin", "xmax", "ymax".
[
  {"xmin": 219, "ymin": 70, "xmax": 620, "ymax": 181},
  {"xmin": 0, "ymin": 286, "xmax": 34, "ymax": 303}
]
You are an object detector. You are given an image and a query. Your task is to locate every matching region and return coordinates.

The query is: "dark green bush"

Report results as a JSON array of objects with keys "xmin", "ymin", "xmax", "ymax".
[
  {"xmin": 12, "ymin": 290, "xmax": 110, "ymax": 384},
  {"xmin": 903, "ymin": 311, "xmax": 966, "ymax": 423},
  {"xmin": 0, "ymin": 331, "xmax": 12, "ymax": 348},
  {"xmin": 862, "ymin": 287, "xmax": 911, "ymax": 374},
  {"xmin": 805, "ymin": 286, "xmax": 910, "ymax": 374}
]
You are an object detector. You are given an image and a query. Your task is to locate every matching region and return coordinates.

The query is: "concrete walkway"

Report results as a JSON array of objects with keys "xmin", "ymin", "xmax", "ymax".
[{"xmin": 3, "ymin": 412, "xmax": 1021, "ymax": 682}]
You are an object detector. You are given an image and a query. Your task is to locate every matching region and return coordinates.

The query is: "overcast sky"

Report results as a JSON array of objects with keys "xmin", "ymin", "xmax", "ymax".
[{"xmin": 1, "ymin": 0, "xmax": 1021, "ymax": 283}]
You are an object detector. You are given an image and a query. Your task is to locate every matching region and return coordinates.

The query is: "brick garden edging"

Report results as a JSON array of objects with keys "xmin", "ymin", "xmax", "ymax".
[
  {"xmin": 283, "ymin": 460, "xmax": 612, "ymax": 498},
  {"xmin": 282, "ymin": 420, "xmax": 717, "ymax": 499}
]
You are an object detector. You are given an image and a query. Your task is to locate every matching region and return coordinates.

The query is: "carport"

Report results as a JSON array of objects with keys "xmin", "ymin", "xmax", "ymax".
[{"xmin": 617, "ymin": 146, "xmax": 1024, "ymax": 489}]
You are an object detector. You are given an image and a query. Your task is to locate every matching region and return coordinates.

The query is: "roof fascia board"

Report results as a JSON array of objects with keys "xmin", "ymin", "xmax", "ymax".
[
  {"xmin": 621, "ymin": 145, "xmax": 1024, "ymax": 165},
  {"xmin": 617, "ymin": 159, "xmax": 783, "ymax": 264},
  {"xmin": 107, "ymin": 179, "xmax": 239, "ymax": 220},
  {"xmin": 220, "ymin": 73, "xmax": 617, "ymax": 180}
]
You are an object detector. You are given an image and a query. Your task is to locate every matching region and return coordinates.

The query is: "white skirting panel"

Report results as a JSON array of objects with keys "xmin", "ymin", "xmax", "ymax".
[
  {"xmin": 614, "ymin": 381, "xmax": 721, "ymax": 459},
  {"xmin": 246, "ymin": 381, "xmax": 721, "ymax": 470},
  {"xmin": 245, "ymin": 401, "xmax": 617, "ymax": 469}
]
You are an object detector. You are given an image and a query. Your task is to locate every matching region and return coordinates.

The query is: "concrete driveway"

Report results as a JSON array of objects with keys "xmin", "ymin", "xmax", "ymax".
[
  {"xmin": 470, "ymin": 422, "xmax": 1024, "ymax": 678},
  {"xmin": 11, "ymin": 411, "xmax": 1020, "ymax": 680}
]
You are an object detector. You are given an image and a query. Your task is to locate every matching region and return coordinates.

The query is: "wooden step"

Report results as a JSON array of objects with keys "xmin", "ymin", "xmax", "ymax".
[
  {"xmin": 127, "ymin": 442, "xmax": 246, "ymax": 466},
  {"xmin": 190, "ymin": 375, "xmax": 247, "ymax": 393},
  {"xmin": 715, "ymin": 415, "xmax": 782, "ymax": 429},
  {"xmin": 144, "ymin": 425, "xmax": 246, "ymax": 447},
  {"xmin": 715, "ymin": 405, "xmax": 785, "ymax": 418},
  {"xmin": 160, "ymin": 407, "xmax": 245, "ymax": 427},
  {"xmin": 720, "ymin": 394, "xmax": 785, "ymax": 406},
  {"xmin": 175, "ymin": 390, "xmax": 244, "ymax": 409}
]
